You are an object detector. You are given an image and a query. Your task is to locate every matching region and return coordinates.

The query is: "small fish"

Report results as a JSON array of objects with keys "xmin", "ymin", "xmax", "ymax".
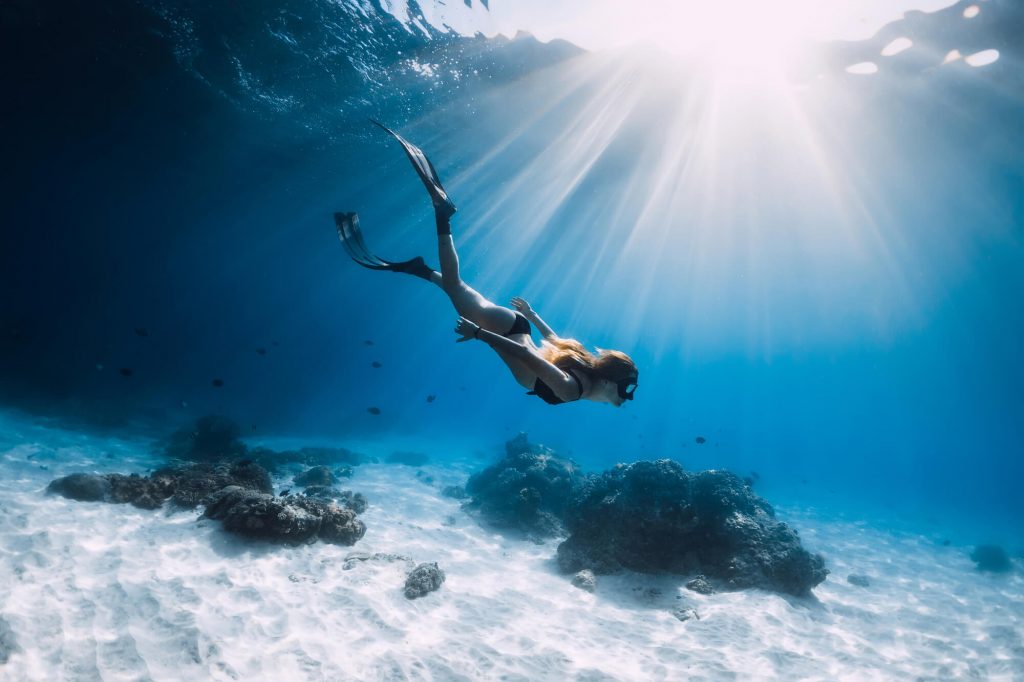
[
  {"xmin": 364, "ymin": 339, "xmax": 374, "ymax": 346},
  {"xmin": 96, "ymin": 363, "xmax": 104, "ymax": 370},
  {"xmin": 695, "ymin": 436, "xmax": 706, "ymax": 444},
  {"xmin": 180, "ymin": 400, "xmax": 189, "ymax": 408},
  {"xmin": 256, "ymin": 347, "xmax": 267, "ymax": 355},
  {"xmin": 426, "ymin": 394, "xmax": 436, "ymax": 403},
  {"xmin": 120, "ymin": 367, "xmax": 134, "ymax": 377},
  {"xmin": 134, "ymin": 327, "xmax": 149, "ymax": 337},
  {"xmin": 367, "ymin": 406, "xmax": 381, "ymax": 415},
  {"xmin": 280, "ymin": 489, "xmax": 291, "ymax": 496},
  {"xmin": 212, "ymin": 378, "xmax": 224, "ymax": 387},
  {"xmin": 371, "ymin": 361, "xmax": 382, "ymax": 368},
  {"xmin": 251, "ymin": 424, "xmax": 257, "ymax": 431},
  {"xmin": 272, "ymin": 341, "xmax": 280, "ymax": 347}
]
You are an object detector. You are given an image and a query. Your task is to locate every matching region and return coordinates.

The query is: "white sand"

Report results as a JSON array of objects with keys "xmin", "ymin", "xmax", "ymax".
[{"xmin": 1, "ymin": 411, "xmax": 1021, "ymax": 681}]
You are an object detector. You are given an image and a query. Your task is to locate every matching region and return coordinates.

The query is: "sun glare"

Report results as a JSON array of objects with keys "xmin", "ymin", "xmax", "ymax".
[
  {"xmin": 640, "ymin": 0, "xmax": 814, "ymax": 79},
  {"xmin": 533, "ymin": 0, "xmax": 959, "ymax": 83}
]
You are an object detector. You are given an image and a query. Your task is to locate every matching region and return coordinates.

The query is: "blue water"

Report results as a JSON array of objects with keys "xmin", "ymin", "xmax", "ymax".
[{"xmin": 2, "ymin": 0, "xmax": 1022, "ymax": 553}]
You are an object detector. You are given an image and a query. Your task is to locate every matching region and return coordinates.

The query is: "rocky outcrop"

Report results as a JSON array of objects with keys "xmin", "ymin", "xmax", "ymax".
[
  {"xmin": 294, "ymin": 466, "xmax": 336, "ymax": 487},
  {"xmin": 556, "ymin": 460, "xmax": 828, "ymax": 597},
  {"xmin": 404, "ymin": 562, "xmax": 445, "ymax": 599},
  {"xmin": 46, "ymin": 473, "xmax": 111, "ymax": 502},
  {"xmin": 46, "ymin": 460, "xmax": 273, "ymax": 510},
  {"xmin": 202, "ymin": 487, "xmax": 365, "ymax": 545},
  {"xmin": 165, "ymin": 460, "xmax": 274, "ymax": 508},
  {"xmin": 685, "ymin": 575, "xmax": 714, "ymax": 595},
  {"xmin": 571, "ymin": 569, "xmax": 596, "ymax": 593},
  {"xmin": 970, "ymin": 545, "xmax": 1012, "ymax": 572},
  {"xmin": 463, "ymin": 433, "xmax": 588, "ymax": 539},
  {"xmin": 301, "ymin": 487, "xmax": 368, "ymax": 514}
]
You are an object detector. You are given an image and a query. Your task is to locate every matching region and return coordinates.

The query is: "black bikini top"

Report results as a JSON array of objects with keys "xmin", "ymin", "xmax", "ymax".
[{"xmin": 528, "ymin": 367, "xmax": 584, "ymax": 405}]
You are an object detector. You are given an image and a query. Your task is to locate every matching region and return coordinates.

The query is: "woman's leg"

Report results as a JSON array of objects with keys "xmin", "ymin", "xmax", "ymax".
[
  {"xmin": 374, "ymin": 123, "xmax": 517, "ymax": 335},
  {"xmin": 434, "ymin": 216, "xmax": 517, "ymax": 334}
]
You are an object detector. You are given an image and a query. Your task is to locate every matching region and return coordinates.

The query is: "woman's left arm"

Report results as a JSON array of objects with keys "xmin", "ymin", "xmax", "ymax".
[
  {"xmin": 455, "ymin": 317, "xmax": 532, "ymax": 359},
  {"xmin": 455, "ymin": 317, "xmax": 578, "ymax": 401}
]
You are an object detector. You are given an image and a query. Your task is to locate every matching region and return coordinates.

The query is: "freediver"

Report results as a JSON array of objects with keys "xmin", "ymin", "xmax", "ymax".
[{"xmin": 334, "ymin": 121, "xmax": 638, "ymax": 407}]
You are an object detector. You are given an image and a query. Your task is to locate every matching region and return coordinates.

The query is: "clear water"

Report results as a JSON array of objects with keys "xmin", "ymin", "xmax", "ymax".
[{"xmin": 1, "ymin": 1, "xmax": 1022, "ymax": 677}]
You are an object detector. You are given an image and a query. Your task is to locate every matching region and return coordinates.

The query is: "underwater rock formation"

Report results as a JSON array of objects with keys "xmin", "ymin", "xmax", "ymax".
[
  {"xmin": 49, "ymin": 462, "xmax": 366, "ymax": 547},
  {"xmin": 686, "ymin": 575, "xmax": 715, "ymax": 595},
  {"xmin": 571, "ymin": 569, "xmax": 597, "ymax": 593},
  {"xmin": 970, "ymin": 545, "xmax": 1012, "ymax": 572},
  {"xmin": 293, "ymin": 466, "xmax": 336, "ymax": 487},
  {"xmin": 48, "ymin": 460, "xmax": 274, "ymax": 510},
  {"xmin": 302, "ymin": 487, "xmax": 369, "ymax": 514},
  {"xmin": 672, "ymin": 607, "xmax": 700, "ymax": 622},
  {"xmin": 463, "ymin": 432, "xmax": 588, "ymax": 538},
  {"xmin": 556, "ymin": 460, "xmax": 828, "ymax": 596},
  {"xmin": 164, "ymin": 460, "xmax": 273, "ymax": 508},
  {"xmin": 106, "ymin": 472, "xmax": 176, "ymax": 509},
  {"xmin": 47, "ymin": 417, "xmax": 374, "ymax": 550},
  {"xmin": 203, "ymin": 487, "xmax": 365, "ymax": 546},
  {"xmin": 404, "ymin": 562, "xmax": 446, "ymax": 599},
  {"xmin": 46, "ymin": 472, "xmax": 111, "ymax": 502}
]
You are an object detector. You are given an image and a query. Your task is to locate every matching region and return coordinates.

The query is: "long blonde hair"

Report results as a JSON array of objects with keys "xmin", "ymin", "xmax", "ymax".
[{"xmin": 540, "ymin": 337, "xmax": 637, "ymax": 384}]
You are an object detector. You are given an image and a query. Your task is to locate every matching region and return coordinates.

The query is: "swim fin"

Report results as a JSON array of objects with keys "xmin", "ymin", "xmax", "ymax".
[
  {"xmin": 371, "ymin": 120, "xmax": 457, "ymax": 222},
  {"xmin": 334, "ymin": 212, "xmax": 435, "ymax": 281}
]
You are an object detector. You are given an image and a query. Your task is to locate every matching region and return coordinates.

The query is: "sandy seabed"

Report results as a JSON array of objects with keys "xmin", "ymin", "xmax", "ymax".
[{"xmin": 1, "ymin": 412, "xmax": 1021, "ymax": 681}]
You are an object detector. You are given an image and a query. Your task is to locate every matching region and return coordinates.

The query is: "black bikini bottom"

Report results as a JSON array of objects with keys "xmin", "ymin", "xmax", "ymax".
[{"xmin": 505, "ymin": 312, "xmax": 532, "ymax": 337}]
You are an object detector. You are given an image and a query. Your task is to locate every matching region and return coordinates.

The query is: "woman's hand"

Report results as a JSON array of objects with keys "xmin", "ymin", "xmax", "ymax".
[
  {"xmin": 454, "ymin": 316, "xmax": 481, "ymax": 343},
  {"xmin": 510, "ymin": 296, "xmax": 534, "ymax": 316}
]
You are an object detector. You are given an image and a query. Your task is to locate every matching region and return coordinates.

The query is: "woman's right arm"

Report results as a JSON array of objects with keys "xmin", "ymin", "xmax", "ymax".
[
  {"xmin": 457, "ymin": 318, "xmax": 579, "ymax": 401},
  {"xmin": 511, "ymin": 297, "xmax": 558, "ymax": 340}
]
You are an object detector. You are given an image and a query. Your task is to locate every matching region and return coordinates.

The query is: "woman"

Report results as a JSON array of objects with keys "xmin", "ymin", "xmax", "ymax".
[{"xmin": 335, "ymin": 122, "xmax": 638, "ymax": 406}]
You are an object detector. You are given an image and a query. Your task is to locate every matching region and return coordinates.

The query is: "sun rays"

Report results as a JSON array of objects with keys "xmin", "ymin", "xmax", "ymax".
[
  {"xmin": 401, "ymin": 52, "xmax": 909, "ymax": 359},
  {"xmin": 364, "ymin": 0, "xmax": 1016, "ymax": 371}
]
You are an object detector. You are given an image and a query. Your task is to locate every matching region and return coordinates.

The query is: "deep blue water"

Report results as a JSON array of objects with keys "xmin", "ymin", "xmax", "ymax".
[{"xmin": 2, "ymin": 0, "xmax": 1022, "ymax": 545}]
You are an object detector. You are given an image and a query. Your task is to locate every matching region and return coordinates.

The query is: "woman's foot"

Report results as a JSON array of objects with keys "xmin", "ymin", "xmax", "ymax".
[
  {"xmin": 385, "ymin": 256, "xmax": 436, "ymax": 281},
  {"xmin": 335, "ymin": 212, "xmax": 437, "ymax": 281},
  {"xmin": 372, "ymin": 121, "xmax": 457, "ymax": 222}
]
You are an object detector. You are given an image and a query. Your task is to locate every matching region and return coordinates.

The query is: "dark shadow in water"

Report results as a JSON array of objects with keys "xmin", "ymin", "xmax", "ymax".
[
  {"xmin": 200, "ymin": 520, "xmax": 294, "ymax": 561},
  {"xmin": 538, "ymin": 553, "xmax": 824, "ymax": 620}
]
